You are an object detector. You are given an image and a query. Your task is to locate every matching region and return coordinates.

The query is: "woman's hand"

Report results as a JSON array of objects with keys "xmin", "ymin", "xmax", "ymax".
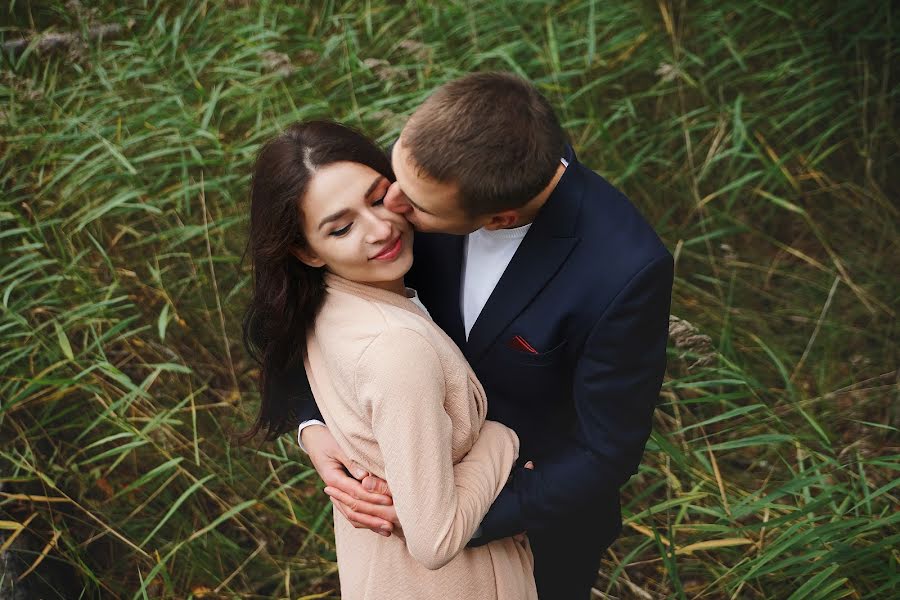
[{"xmin": 301, "ymin": 425, "xmax": 398, "ymax": 536}]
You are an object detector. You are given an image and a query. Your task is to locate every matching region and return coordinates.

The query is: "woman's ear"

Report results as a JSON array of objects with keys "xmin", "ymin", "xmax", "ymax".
[{"xmin": 291, "ymin": 245, "xmax": 326, "ymax": 268}]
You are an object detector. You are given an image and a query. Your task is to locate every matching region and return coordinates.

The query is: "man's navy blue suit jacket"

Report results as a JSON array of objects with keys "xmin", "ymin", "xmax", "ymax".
[{"xmin": 291, "ymin": 144, "xmax": 673, "ymax": 547}]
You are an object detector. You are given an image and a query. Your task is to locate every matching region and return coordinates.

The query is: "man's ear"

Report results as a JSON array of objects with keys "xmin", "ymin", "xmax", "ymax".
[
  {"xmin": 482, "ymin": 210, "xmax": 519, "ymax": 231},
  {"xmin": 291, "ymin": 245, "xmax": 326, "ymax": 268}
]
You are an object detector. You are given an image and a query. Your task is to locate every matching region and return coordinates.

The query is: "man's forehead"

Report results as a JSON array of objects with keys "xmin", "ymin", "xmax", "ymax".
[
  {"xmin": 391, "ymin": 138, "xmax": 423, "ymax": 184},
  {"xmin": 389, "ymin": 137, "xmax": 400, "ymax": 166},
  {"xmin": 392, "ymin": 144, "xmax": 459, "ymax": 213}
]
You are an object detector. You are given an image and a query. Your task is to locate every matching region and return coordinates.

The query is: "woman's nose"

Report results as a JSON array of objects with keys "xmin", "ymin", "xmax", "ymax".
[
  {"xmin": 384, "ymin": 182, "xmax": 411, "ymax": 214},
  {"xmin": 364, "ymin": 212, "xmax": 393, "ymax": 243}
]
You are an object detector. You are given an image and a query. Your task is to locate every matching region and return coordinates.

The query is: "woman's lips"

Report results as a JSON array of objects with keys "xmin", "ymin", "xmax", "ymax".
[{"xmin": 372, "ymin": 236, "xmax": 402, "ymax": 260}]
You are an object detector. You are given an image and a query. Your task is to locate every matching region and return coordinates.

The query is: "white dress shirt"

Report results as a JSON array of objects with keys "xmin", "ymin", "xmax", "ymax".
[{"xmin": 461, "ymin": 224, "xmax": 531, "ymax": 338}]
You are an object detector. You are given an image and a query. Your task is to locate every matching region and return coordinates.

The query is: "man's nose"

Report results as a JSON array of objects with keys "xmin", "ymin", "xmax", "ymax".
[{"xmin": 384, "ymin": 182, "xmax": 411, "ymax": 214}]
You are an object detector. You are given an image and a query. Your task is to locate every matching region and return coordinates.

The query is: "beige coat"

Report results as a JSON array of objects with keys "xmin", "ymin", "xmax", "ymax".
[{"xmin": 304, "ymin": 273, "xmax": 537, "ymax": 600}]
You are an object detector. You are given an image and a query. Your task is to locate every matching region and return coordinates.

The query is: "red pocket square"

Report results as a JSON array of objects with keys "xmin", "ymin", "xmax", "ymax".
[{"xmin": 507, "ymin": 335, "xmax": 539, "ymax": 354}]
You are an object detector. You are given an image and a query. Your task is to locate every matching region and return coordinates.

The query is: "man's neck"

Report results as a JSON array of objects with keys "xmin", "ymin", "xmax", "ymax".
[{"xmin": 507, "ymin": 162, "xmax": 567, "ymax": 227}]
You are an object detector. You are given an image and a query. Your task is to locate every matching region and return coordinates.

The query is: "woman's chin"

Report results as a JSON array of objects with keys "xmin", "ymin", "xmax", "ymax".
[{"xmin": 384, "ymin": 252, "xmax": 415, "ymax": 285}]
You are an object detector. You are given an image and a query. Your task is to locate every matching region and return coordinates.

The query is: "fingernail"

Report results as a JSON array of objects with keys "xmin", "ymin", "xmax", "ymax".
[
  {"xmin": 352, "ymin": 468, "xmax": 367, "ymax": 479},
  {"xmin": 363, "ymin": 480, "xmax": 375, "ymax": 491},
  {"xmin": 323, "ymin": 487, "xmax": 333, "ymax": 496},
  {"xmin": 380, "ymin": 525, "xmax": 391, "ymax": 533}
]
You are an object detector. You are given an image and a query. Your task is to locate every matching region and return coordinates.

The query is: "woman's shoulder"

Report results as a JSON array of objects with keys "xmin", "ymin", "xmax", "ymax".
[{"xmin": 316, "ymin": 287, "xmax": 435, "ymax": 349}]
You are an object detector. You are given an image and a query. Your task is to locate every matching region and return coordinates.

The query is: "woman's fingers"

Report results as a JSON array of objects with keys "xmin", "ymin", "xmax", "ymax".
[
  {"xmin": 325, "ymin": 470, "xmax": 393, "ymax": 506},
  {"xmin": 329, "ymin": 498, "xmax": 392, "ymax": 537},
  {"xmin": 361, "ymin": 473, "xmax": 392, "ymax": 496},
  {"xmin": 326, "ymin": 486, "xmax": 399, "ymax": 534}
]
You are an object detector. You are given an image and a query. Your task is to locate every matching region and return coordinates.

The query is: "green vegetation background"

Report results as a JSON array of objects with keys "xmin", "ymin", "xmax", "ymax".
[{"xmin": 1, "ymin": 1, "xmax": 896, "ymax": 598}]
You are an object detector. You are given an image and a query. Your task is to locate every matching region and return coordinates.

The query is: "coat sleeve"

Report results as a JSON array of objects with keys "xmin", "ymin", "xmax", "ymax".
[
  {"xmin": 264, "ymin": 360, "xmax": 323, "ymax": 426},
  {"xmin": 474, "ymin": 253, "xmax": 674, "ymax": 543},
  {"xmin": 356, "ymin": 327, "xmax": 519, "ymax": 570}
]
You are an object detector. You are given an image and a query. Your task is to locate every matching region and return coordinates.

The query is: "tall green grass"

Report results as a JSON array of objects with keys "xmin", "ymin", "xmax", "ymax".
[{"xmin": 1, "ymin": 1, "xmax": 896, "ymax": 597}]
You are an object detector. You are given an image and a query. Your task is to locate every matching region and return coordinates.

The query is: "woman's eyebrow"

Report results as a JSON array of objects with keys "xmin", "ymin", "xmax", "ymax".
[
  {"xmin": 364, "ymin": 176, "xmax": 385, "ymax": 198},
  {"xmin": 317, "ymin": 177, "xmax": 386, "ymax": 230},
  {"xmin": 318, "ymin": 209, "xmax": 349, "ymax": 230}
]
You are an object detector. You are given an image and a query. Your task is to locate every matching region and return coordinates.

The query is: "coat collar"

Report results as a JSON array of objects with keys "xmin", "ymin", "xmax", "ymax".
[
  {"xmin": 463, "ymin": 146, "xmax": 583, "ymax": 363},
  {"xmin": 323, "ymin": 272, "xmax": 427, "ymax": 318}
]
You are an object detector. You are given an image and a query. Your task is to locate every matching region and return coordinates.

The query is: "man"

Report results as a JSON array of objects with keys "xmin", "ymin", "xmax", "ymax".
[{"xmin": 295, "ymin": 72, "xmax": 673, "ymax": 599}]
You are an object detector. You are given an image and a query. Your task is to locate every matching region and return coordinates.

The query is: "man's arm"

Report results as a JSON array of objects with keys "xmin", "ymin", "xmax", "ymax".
[
  {"xmin": 272, "ymin": 359, "xmax": 321, "ymax": 424},
  {"xmin": 301, "ymin": 424, "xmax": 397, "ymax": 535},
  {"xmin": 473, "ymin": 254, "xmax": 674, "ymax": 543},
  {"xmin": 353, "ymin": 328, "xmax": 519, "ymax": 569},
  {"xmin": 296, "ymin": 419, "xmax": 324, "ymax": 452},
  {"xmin": 278, "ymin": 360, "xmax": 398, "ymax": 534}
]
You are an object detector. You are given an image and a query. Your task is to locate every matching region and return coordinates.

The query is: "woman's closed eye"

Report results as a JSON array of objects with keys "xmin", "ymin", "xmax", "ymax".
[
  {"xmin": 329, "ymin": 193, "xmax": 387, "ymax": 237},
  {"xmin": 330, "ymin": 223, "xmax": 352, "ymax": 237}
]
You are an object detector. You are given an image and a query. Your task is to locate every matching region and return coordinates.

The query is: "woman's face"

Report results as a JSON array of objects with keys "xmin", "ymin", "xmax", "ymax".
[{"xmin": 296, "ymin": 161, "xmax": 413, "ymax": 290}]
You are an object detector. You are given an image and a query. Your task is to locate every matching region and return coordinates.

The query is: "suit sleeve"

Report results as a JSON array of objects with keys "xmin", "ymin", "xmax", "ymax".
[
  {"xmin": 474, "ymin": 253, "xmax": 674, "ymax": 543},
  {"xmin": 358, "ymin": 327, "xmax": 520, "ymax": 569},
  {"xmin": 264, "ymin": 360, "xmax": 323, "ymax": 427}
]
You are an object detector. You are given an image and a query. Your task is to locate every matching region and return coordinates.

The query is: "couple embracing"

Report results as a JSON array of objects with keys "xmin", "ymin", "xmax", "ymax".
[{"xmin": 242, "ymin": 72, "xmax": 673, "ymax": 599}]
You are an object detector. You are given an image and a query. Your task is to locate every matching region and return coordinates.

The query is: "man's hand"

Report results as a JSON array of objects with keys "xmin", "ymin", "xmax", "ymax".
[
  {"xmin": 512, "ymin": 460, "xmax": 535, "ymax": 544},
  {"xmin": 301, "ymin": 424, "xmax": 399, "ymax": 536}
]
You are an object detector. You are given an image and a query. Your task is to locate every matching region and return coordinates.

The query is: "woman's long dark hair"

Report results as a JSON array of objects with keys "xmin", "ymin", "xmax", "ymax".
[{"xmin": 238, "ymin": 120, "xmax": 394, "ymax": 442}]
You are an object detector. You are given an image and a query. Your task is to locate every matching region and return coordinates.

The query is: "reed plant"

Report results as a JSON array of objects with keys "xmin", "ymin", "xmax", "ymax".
[{"xmin": 1, "ymin": 1, "xmax": 896, "ymax": 597}]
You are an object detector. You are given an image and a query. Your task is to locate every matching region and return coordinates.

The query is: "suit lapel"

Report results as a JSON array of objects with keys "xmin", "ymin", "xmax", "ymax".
[
  {"xmin": 464, "ymin": 153, "xmax": 583, "ymax": 365},
  {"xmin": 412, "ymin": 233, "xmax": 467, "ymax": 349}
]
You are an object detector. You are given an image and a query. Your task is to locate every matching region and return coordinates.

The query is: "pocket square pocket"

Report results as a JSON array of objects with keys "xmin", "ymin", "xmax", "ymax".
[
  {"xmin": 506, "ymin": 335, "xmax": 539, "ymax": 354},
  {"xmin": 502, "ymin": 337, "xmax": 568, "ymax": 368}
]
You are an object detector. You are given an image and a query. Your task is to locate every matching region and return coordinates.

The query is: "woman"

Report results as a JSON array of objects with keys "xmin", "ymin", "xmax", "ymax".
[{"xmin": 241, "ymin": 121, "xmax": 537, "ymax": 599}]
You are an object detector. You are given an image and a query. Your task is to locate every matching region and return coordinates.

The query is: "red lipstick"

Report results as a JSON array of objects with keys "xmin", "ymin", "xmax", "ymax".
[{"xmin": 372, "ymin": 237, "xmax": 403, "ymax": 260}]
